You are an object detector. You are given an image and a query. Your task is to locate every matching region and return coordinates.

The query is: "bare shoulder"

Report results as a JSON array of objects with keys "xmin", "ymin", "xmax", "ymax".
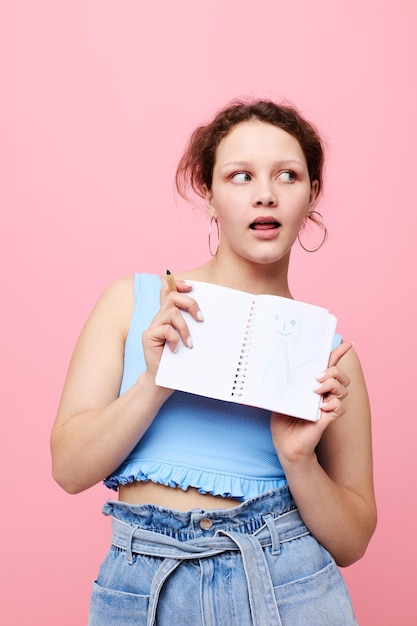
[
  {"xmin": 69, "ymin": 274, "xmax": 136, "ymax": 375},
  {"xmin": 55, "ymin": 276, "xmax": 136, "ymax": 421},
  {"xmin": 86, "ymin": 275, "xmax": 135, "ymax": 337},
  {"xmin": 339, "ymin": 346, "xmax": 367, "ymax": 380}
]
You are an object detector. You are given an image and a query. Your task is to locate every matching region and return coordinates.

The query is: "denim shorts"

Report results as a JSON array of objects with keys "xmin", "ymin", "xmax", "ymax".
[{"xmin": 88, "ymin": 486, "xmax": 357, "ymax": 626}]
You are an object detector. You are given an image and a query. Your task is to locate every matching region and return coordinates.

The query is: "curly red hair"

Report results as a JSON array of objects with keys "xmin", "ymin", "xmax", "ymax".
[{"xmin": 175, "ymin": 99, "xmax": 325, "ymax": 202}]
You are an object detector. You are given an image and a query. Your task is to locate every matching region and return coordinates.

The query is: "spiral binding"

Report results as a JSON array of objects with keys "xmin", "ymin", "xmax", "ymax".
[{"xmin": 231, "ymin": 300, "xmax": 257, "ymax": 398}]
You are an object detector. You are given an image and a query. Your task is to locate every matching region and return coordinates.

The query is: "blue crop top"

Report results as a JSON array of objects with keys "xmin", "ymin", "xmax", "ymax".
[{"xmin": 104, "ymin": 274, "xmax": 341, "ymax": 500}]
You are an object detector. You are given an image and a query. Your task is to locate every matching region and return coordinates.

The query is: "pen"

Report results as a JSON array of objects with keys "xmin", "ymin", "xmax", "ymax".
[{"xmin": 166, "ymin": 269, "xmax": 177, "ymax": 292}]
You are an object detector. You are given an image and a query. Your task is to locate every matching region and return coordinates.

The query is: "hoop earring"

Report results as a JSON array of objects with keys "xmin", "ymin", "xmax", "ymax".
[
  {"xmin": 208, "ymin": 216, "xmax": 220, "ymax": 257},
  {"xmin": 297, "ymin": 211, "xmax": 328, "ymax": 253}
]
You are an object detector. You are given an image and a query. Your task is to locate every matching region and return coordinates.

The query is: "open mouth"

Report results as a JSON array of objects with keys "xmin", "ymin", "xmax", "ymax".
[{"xmin": 249, "ymin": 219, "xmax": 281, "ymax": 230}]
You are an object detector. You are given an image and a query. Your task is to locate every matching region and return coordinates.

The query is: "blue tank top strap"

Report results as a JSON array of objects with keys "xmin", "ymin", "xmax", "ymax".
[{"xmin": 331, "ymin": 333, "xmax": 343, "ymax": 350}]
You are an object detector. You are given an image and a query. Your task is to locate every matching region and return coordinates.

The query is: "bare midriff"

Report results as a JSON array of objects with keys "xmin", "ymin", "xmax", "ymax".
[{"xmin": 119, "ymin": 481, "xmax": 241, "ymax": 511}]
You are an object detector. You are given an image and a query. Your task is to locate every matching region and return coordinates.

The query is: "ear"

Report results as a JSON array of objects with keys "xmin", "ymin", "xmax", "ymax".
[
  {"xmin": 203, "ymin": 184, "xmax": 217, "ymax": 219},
  {"xmin": 307, "ymin": 180, "xmax": 319, "ymax": 212}
]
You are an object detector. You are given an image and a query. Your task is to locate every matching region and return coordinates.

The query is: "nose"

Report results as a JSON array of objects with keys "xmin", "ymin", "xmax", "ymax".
[{"xmin": 253, "ymin": 181, "xmax": 277, "ymax": 207}]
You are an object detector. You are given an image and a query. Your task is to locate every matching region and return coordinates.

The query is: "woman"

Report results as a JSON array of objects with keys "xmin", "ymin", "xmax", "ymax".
[{"xmin": 51, "ymin": 100, "xmax": 376, "ymax": 625}]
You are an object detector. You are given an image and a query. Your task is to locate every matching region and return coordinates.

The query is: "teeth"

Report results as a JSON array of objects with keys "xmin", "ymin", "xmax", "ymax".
[{"xmin": 250, "ymin": 221, "xmax": 280, "ymax": 228}]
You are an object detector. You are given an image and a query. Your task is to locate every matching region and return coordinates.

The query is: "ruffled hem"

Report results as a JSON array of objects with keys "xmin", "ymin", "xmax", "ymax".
[{"xmin": 104, "ymin": 459, "xmax": 287, "ymax": 501}]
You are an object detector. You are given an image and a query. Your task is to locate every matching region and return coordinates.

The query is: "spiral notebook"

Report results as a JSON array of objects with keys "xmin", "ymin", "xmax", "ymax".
[{"xmin": 155, "ymin": 281, "xmax": 337, "ymax": 421}]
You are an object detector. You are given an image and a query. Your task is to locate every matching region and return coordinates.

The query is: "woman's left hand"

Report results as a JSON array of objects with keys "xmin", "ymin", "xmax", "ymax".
[{"xmin": 270, "ymin": 341, "xmax": 353, "ymax": 466}]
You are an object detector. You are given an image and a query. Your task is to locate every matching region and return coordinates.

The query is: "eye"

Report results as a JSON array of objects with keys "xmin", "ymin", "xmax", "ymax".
[
  {"xmin": 231, "ymin": 172, "xmax": 252, "ymax": 183},
  {"xmin": 278, "ymin": 171, "xmax": 296, "ymax": 183},
  {"xmin": 291, "ymin": 320, "xmax": 296, "ymax": 326}
]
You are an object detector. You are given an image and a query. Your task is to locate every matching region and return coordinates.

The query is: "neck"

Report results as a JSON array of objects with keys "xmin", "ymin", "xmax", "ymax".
[{"xmin": 185, "ymin": 252, "xmax": 293, "ymax": 297}]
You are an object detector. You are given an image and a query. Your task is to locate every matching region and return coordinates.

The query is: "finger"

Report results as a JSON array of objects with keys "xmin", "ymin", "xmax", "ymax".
[
  {"xmin": 159, "ymin": 324, "xmax": 184, "ymax": 353},
  {"xmin": 161, "ymin": 279, "xmax": 194, "ymax": 296},
  {"xmin": 142, "ymin": 323, "xmax": 182, "ymax": 355},
  {"xmin": 319, "ymin": 397, "xmax": 346, "ymax": 419},
  {"xmin": 150, "ymin": 306, "xmax": 195, "ymax": 350},
  {"xmin": 159, "ymin": 290, "xmax": 204, "ymax": 324},
  {"xmin": 315, "ymin": 377, "xmax": 349, "ymax": 400},
  {"xmin": 328, "ymin": 340, "xmax": 353, "ymax": 368},
  {"xmin": 316, "ymin": 365, "xmax": 350, "ymax": 388}
]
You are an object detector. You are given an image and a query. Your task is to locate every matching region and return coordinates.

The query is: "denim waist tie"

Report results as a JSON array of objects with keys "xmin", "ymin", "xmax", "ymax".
[{"xmin": 110, "ymin": 508, "xmax": 310, "ymax": 626}]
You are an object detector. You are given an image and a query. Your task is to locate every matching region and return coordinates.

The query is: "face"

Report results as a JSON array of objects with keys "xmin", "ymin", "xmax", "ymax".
[
  {"xmin": 205, "ymin": 120, "xmax": 318, "ymax": 266},
  {"xmin": 270, "ymin": 306, "xmax": 301, "ymax": 342}
]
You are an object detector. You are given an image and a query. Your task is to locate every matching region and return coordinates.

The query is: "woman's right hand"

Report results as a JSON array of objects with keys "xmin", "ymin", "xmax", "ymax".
[{"xmin": 142, "ymin": 280, "xmax": 204, "ymax": 381}]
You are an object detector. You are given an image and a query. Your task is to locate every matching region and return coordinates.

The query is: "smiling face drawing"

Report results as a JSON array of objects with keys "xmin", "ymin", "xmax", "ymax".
[{"xmin": 270, "ymin": 307, "xmax": 302, "ymax": 342}]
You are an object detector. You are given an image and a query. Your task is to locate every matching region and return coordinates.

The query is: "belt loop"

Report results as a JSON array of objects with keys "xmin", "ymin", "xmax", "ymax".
[
  {"xmin": 126, "ymin": 524, "xmax": 139, "ymax": 564},
  {"xmin": 263, "ymin": 514, "xmax": 281, "ymax": 555}
]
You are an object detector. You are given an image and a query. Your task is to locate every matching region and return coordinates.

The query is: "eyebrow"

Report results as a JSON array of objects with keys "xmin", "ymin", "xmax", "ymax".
[{"xmin": 220, "ymin": 159, "xmax": 305, "ymax": 170}]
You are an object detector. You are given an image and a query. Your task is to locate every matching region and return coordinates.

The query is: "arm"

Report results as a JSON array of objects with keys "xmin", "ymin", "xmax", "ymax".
[
  {"xmin": 270, "ymin": 343, "xmax": 377, "ymax": 567},
  {"xmin": 51, "ymin": 276, "xmax": 201, "ymax": 494}
]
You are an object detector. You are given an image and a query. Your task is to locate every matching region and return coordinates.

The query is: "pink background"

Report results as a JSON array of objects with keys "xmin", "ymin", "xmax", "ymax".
[{"xmin": 1, "ymin": 1, "xmax": 416, "ymax": 623}]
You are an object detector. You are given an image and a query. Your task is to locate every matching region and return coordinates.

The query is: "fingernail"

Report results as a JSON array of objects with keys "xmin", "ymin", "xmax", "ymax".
[
  {"xmin": 320, "ymin": 401, "xmax": 328, "ymax": 408},
  {"xmin": 312, "ymin": 382, "xmax": 322, "ymax": 392},
  {"xmin": 197, "ymin": 310, "xmax": 204, "ymax": 321},
  {"xmin": 187, "ymin": 337, "xmax": 193, "ymax": 348},
  {"xmin": 316, "ymin": 372, "xmax": 326, "ymax": 381}
]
